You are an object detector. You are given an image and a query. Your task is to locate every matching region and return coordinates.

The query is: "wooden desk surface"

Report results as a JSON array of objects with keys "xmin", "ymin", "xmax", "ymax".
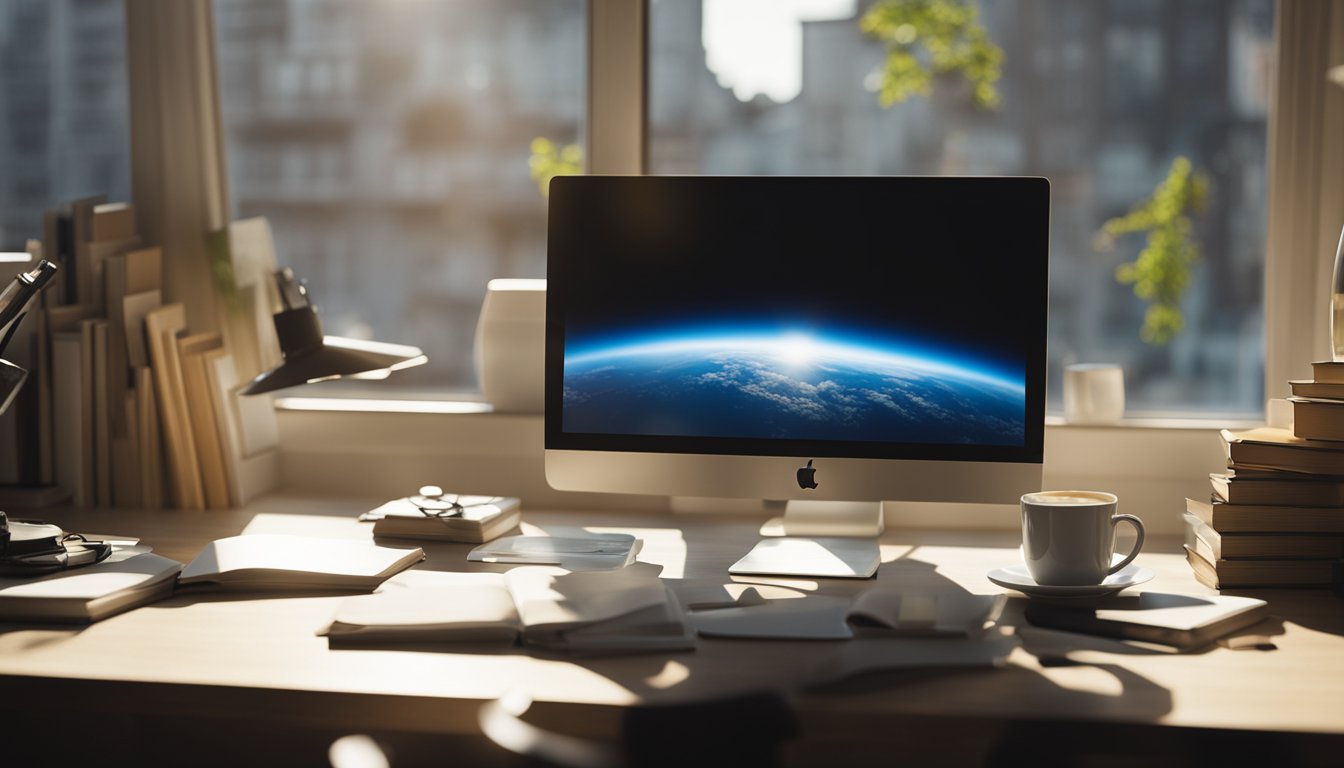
[{"xmin": 3, "ymin": 495, "xmax": 1342, "ymax": 766}]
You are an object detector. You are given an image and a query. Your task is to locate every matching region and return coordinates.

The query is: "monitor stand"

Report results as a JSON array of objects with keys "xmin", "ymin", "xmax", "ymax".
[
  {"xmin": 759, "ymin": 500, "xmax": 884, "ymax": 538},
  {"xmin": 728, "ymin": 500, "xmax": 883, "ymax": 579}
]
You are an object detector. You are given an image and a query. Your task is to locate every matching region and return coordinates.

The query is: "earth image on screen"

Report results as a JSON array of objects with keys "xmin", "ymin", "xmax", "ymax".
[{"xmin": 562, "ymin": 331, "xmax": 1025, "ymax": 445}]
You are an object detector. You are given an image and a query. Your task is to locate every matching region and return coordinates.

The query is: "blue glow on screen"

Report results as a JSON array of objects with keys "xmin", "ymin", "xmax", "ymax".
[{"xmin": 562, "ymin": 325, "xmax": 1026, "ymax": 446}]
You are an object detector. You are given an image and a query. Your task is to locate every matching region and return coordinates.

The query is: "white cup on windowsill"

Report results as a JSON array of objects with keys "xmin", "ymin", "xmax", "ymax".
[
  {"xmin": 1063, "ymin": 363, "xmax": 1125, "ymax": 425},
  {"xmin": 474, "ymin": 278, "xmax": 546, "ymax": 413}
]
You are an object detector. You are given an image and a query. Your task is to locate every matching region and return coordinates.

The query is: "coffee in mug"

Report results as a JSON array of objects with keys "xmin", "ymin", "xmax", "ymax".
[{"xmin": 1019, "ymin": 490, "xmax": 1145, "ymax": 586}]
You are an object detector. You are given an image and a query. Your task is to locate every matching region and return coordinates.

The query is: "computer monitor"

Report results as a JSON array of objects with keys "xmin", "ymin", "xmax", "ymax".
[{"xmin": 544, "ymin": 175, "xmax": 1048, "ymax": 551}]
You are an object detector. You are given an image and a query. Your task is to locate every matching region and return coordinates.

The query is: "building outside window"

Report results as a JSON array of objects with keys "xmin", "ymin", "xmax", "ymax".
[
  {"xmin": 0, "ymin": 0, "xmax": 1275, "ymax": 420},
  {"xmin": 0, "ymin": 0, "xmax": 132, "ymax": 250},
  {"xmin": 650, "ymin": 0, "xmax": 1274, "ymax": 417},
  {"xmin": 214, "ymin": 0, "xmax": 585, "ymax": 390}
]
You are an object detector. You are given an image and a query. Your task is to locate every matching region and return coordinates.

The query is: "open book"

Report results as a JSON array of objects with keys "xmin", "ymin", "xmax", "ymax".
[
  {"xmin": 320, "ymin": 564, "xmax": 693, "ymax": 654},
  {"xmin": 179, "ymin": 534, "xmax": 424, "ymax": 592},
  {"xmin": 0, "ymin": 549, "xmax": 181, "ymax": 623},
  {"xmin": 691, "ymin": 586, "xmax": 1006, "ymax": 641}
]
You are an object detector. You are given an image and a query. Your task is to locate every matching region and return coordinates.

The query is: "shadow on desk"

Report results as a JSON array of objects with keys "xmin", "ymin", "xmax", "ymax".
[{"xmin": 1222, "ymin": 587, "xmax": 1344, "ymax": 638}]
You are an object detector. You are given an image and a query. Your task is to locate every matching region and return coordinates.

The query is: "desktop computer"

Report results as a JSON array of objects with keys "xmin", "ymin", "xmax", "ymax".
[{"xmin": 544, "ymin": 175, "xmax": 1049, "ymax": 575}]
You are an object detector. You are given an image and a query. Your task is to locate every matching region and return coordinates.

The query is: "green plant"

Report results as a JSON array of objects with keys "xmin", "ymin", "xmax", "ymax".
[
  {"xmin": 528, "ymin": 137, "xmax": 583, "ymax": 198},
  {"xmin": 1094, "ymin": 156, "xmax": 1209, "ymax": 345},
  {"xmin": 860, "ymin": 0, "xmax": 1003, "ymax": 110}
]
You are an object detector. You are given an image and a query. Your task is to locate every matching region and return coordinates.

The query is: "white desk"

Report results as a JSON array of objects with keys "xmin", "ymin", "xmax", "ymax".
[{"xmin": 2, "ymin": 494, "xmax": 1341, "ymax": 766}]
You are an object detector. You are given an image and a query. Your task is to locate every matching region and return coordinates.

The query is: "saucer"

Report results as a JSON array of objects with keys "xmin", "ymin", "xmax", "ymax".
[{"xmin": 986, "ymin": 563, "xmax": 1154, "ymax": 599}]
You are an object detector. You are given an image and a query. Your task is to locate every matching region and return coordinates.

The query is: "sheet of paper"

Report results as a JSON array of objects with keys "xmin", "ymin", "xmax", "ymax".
[
  {"xmin": 323, "ymin": 580, "xmax": 517, "ymax": 633},
  {"xmin": 691, "ymin": 596, "xmax": 855, "ymax": 640},
  {"xmin": 803, "ymin": 627, "xmax": 1022, "ymax": 690},
  {"xmin": 505, "ymin": 563, "xmax": 669, "ymax": 630},
  {"xmin": 671, "ymin": 580, "xmax": 787, "ymax": 610},
  {"xmin": 849, "ymin": 588, "xmax": 1006, "ymax": 636}
]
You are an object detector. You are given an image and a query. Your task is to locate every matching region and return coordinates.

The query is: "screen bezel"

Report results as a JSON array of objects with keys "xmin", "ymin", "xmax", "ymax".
[{"xmin": 544, "ymin": 175, "xmax": 1048, "ymax": 465}]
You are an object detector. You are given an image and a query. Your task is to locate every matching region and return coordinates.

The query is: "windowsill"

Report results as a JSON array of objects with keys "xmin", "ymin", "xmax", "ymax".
[
  {"xmin": 272, "ymin": 395, "xmax": 1243, "ymax": 537},
  {"xmin": 274, "ymin": 396, "xmax": 495, "ymax": 415},
  {"xmin": 274, "ymin": 395, "xmax": 1265, "ymax": 432},
  {"xmin": 1042, "ymin": 414, "xmax": 1265, "ymax": 431}
]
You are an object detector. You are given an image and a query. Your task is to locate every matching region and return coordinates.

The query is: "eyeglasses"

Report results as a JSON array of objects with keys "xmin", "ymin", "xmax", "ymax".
[
  {"xmin": 409, "ymin": 486, "xmax": 505, "ymax": 519},
  {"xmin": 410, "ymin": 485, "xmax": 465, "ymax": 518}
]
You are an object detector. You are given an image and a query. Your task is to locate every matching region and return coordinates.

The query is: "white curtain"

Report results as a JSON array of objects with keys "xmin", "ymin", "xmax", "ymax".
[{"xmin": 1265, "ymin": 0, "xmax": 1344, "ymax": 397}]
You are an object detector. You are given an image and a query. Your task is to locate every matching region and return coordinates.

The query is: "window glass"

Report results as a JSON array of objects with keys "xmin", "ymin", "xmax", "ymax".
[
  {"xmin": 215, "ymin": 0, "xmax": 584, "ymax": 390},
  {"xmin": 0, "ymin": 0, "xmax": 132, "ymax": 249},
  {"xmin": 650, "ymin": 0, "xmax": 1274, "ymax": 417}
]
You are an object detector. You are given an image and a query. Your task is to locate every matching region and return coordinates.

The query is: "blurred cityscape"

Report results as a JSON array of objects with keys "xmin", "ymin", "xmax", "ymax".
[
  {"xmin": 651, "ymin": 0, "xmax": 1274, "ymax": 415},
  {"xmin": 0, "ymin": 0, "xmax": 1272, "ymax": 413},
  {"xmin": 0, "ymin": 0, "xmax": 132, "ymax": 246},
  {"xmin": 214, "ymin": 0, "xmax": 584, "ymax": 389}
]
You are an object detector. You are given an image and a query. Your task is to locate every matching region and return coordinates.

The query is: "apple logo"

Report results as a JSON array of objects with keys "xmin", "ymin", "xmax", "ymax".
[{"xmin": 796, "ymin": 459, "xmax": 818, "ymax": 490}]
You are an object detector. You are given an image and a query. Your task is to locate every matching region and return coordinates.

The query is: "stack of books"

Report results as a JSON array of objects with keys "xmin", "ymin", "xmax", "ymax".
[
  {"xmin": 0, "ymin": 201, "xmax": 282, "ymax": 510},
  {"xmin": 1288, "ymin": 361, "xmax": 1344, "ymax": 442},
  {"xmin": 1185, "ymin": 398, "xmax": 1344, "ymax": 588}
]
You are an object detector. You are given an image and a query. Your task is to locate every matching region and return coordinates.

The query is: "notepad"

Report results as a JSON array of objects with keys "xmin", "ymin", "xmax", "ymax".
[
  {"xmin": 1023, "ymin": 592, "xmax": 1270, "ymax": 649},
  {"xmin": 179, "ymin": 534, "xmax": 424, "ymax": 591},
  {"xmin": 467, "ymin": 533, "xmax": 641, "ymax": 570},
  {"xmin": 0, "ymin": 550, "xmax": 181, "ymax": 623}
]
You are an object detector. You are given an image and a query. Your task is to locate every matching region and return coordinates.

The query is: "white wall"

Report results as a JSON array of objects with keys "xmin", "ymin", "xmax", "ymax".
[{"xmin": 276, "ymin": 405, "xmax": 1230, "ymax": 536}]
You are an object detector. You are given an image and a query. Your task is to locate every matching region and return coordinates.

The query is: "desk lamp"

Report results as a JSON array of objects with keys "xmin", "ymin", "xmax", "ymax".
[
  {"xmin": 241, "ymin": 269, "xmax": 427, "ymax": 395},
  {"xmin": 0, "ymin": 258, "xmax": 58, "ymax": 413}
]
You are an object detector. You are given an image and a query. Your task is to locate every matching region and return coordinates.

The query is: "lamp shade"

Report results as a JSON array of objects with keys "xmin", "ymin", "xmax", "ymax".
[{"xmin": 240, "ymin": 274, "xmax": 427, "ymax": 395}]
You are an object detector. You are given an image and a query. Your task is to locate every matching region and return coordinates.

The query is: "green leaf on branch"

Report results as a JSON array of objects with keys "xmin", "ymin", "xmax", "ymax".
[
  {"xmin": 861, "ymin": 0, "xmax": 1003, "ymax": 110},
  {"xmin": 1096, "ymin": 156, "xmax": 1208, "ymax": 345},
  {"xmin": 528, "ymin": 137, "xmax": 583, "ymax": 198}
]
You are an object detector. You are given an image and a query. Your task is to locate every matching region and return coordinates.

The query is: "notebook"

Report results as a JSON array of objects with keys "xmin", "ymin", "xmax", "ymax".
[
  {"xmin": 363, "ymin": 495, "xmax": 521, "ymax": 544},
  {"xmin": 320, "ymin": 564, "xmax": 693, "ymax": 654},
  {"xmin": 179, "ymin": 534, "xmax": 424, "ymax": 591},
  {"xmin": 1023, "ymin": 591, "xmax": 1270, "ymax": 649},
  {"xmin": 0, "ymin": 549, "xmax": 181, "ymax": 623}
]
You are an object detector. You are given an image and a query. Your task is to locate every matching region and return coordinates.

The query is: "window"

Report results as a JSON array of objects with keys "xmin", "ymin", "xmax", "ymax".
[
  {"xmin": 649, "ymin": 0, "xmax": 1275, "ymax": 417},
  {"xmin": 214, "ymin": 0, "xmax": 585, "ymax": 390},
  {"xmin": 0, "ymin": 0, "xmax": 132, "ymax": 250}
]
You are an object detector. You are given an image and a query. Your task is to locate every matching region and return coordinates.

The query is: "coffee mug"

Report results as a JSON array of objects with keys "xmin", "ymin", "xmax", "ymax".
[{"xmin": 1020, "ymin": 490, "xmax": 1145, "ymax": 586}]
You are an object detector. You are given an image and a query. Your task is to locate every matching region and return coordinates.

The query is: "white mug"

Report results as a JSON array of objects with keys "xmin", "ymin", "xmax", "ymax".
[
  {"xmin": 1020, "ymin": 490, "xmax": 1145, "ymax": 586},
  {"xmin": 474, "ymin": 278, "xmax": 546, "ymax": 413},
  {"xmin": 1063, "ymin": 363, "xmax": 1124, "ymax": 424}
]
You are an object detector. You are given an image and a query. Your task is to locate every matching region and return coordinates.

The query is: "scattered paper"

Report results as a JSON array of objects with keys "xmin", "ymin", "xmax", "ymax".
[
  {"xmin": 803, "ymin": 627, "xmax": 1021, "ymax": 690},
  {"xmin": 692, "ymin": 596, "xmax": 855, "ymax": 640}
]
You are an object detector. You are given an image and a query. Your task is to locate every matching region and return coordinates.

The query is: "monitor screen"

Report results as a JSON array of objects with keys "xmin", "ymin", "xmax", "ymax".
[{"xmin": 545, "ymin": 175, "xmax": 1048, "ymax": 468}]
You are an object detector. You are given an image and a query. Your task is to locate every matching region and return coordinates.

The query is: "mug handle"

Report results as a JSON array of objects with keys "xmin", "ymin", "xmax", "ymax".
[{"xmin": 1107, "ymin": 514, "xmax": 1145, "ymax": 574}]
